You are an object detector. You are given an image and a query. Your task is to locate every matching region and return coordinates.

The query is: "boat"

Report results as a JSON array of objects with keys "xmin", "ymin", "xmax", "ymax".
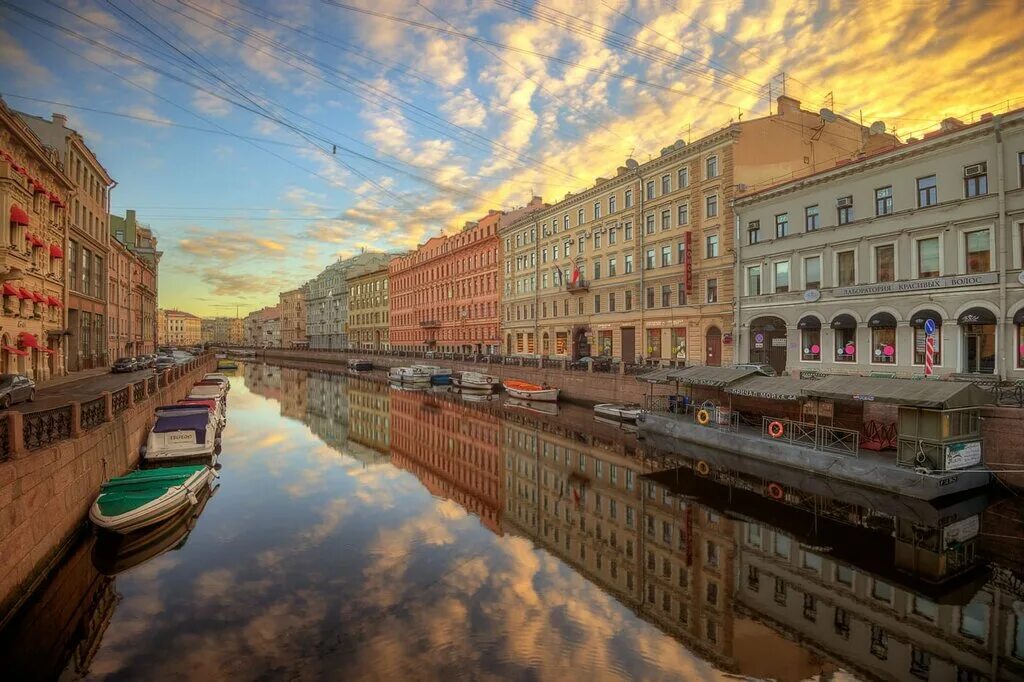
[
  {"xmin": 187, "ymin": 382, "xmax": 226, "ymax": 403},
  {"xmin": 142, "ymin": 408, "xmax": 219, "ymax": 461},
  {"xmin": 348, "ymin": 358, "xmax": 374, "ymax": 371},
  {"xmin": 388, "ymin": 366, "xmax": 432, "ymax": 384},
  {"xmin": 458, "ymin": 390, "xmax": 499, "ymax": 403},
  {"xmin": 171, "ymin": 398, "xmax": 226, "ymax": 428},
  {"xmin": 452, "ymin": 371, "xmax": 499, "ymax": 391},
  {"xmin": 594, "ymin": 403, "xmax": 642, "ymax": 422},
  {"xmin": 88, "ymin": 464, "xmax": 214, "ymax": 534},
  {"xmin": 217, "ymin": 359, "xmax": 239, "ymax": 370},
  {"xmin": 203, "ymin": 372, "xmax": 231, "ymax": 390},
  {"xmin": 502, "ymin": 379, "xmax": 559, "ymax": 402},
  {"xmin": 505, "ymin": 397, "xmax": 560, "ymax": 416},
  {"xmin": 594, "ymin": 415, "xmax": 638, "ymax": 432},
  {"xmin": 411, "ymin": 364, "xmax": 453, "ymax": 385},
  {"xmin": 388, "ymin": 381, "xmax": 427, "ymax": 392}
]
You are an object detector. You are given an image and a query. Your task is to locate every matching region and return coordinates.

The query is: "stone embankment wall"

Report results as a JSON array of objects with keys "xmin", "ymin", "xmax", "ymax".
[
  {"xmin": 0, "ymin": 356, "xmax": 216, "ymax": 622},
  {"xmin": 980, "ymin": 407, "xmax": 1024, "ymax": 489}
]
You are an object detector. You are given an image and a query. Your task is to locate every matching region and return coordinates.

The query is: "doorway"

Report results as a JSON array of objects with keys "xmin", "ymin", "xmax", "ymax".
[
  {"xmin": 962, "ymin": 325, "xmax": 996, "ymax": 374},
  {"xmin": 572, "ymin": 327, "xmax": 590, "ymax": 360},
  {"xmin": 706, "ymin": 326, "xmax": 722, "ymax": 366},
  {"xmin": 620, "ymin": 327, "xmax": 635, "ymax": 364},
  {"xmin": 749, "ymin": 316, "xmax": 788, "ymax": 374}
]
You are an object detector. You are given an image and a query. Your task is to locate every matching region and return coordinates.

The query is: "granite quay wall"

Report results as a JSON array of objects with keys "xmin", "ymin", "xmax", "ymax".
[{"xmin": 0, "ymin": 354, "xmax": 217, "ymax": 623}]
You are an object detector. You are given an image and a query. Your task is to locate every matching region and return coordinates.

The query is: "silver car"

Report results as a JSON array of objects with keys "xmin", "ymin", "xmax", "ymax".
[{"xmin": 0, "ymin": 374, "xmax": 35, "ymax": 408}]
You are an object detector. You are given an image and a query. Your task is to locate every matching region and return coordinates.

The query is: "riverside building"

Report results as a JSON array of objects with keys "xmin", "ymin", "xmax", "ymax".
[
  {"xmin": 347, "ymin": 263, "xmax": 391, "ymax": 350},
  {"xmin": 306, "ymin": 251, "xmax": 390, "ymax": 350},
  {"xmin": 499, "ymin": 97, "xmax": 890, "ymax": 366},
  {"xmin": 734, "ymin": 108, "xmax": 1024, "ymax": 378}
]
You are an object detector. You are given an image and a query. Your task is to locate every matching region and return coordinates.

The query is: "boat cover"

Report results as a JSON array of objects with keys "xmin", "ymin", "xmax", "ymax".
[
  {"xmin": 153, "ymin": 412, "xmax": 209, "ymax": 441},
  {"xmin": 177, "ymin": 399, "xmax": 218, "ymax": 411},
  {"xmin": 665, "ymin": 365, "xmax": 761, "ymax": 387},
  {"xmin": 726, "ymin": 376, "xmax": 810, "ymax": 401},
  {"xmin": 97, "ymin": 465, "xmax": 205, "ymax": 517}
]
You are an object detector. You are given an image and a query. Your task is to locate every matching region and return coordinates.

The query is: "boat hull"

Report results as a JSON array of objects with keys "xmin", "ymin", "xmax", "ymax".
[
  {"xmin": 594, "ymin": 404, "xmax": 641, "ymax": 422},
  {"xmin": 89, "ymin": 467, "xmax": 214, "ymax": 534},
  {"xmin": 504, "ymin": 386, "xmax": 559, "ymax": 402}
]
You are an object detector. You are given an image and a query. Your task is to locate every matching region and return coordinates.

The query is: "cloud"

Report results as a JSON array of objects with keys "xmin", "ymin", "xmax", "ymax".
[
  {"xmin": 192, "ymin": 90, "xmax": 233, "ymax": 117},
  {"xmin": 178, "ymin": 229, "xmax": 291, "ymax": 261},
  {"xmin": 440, "ymin": 89, "xmax": 486, "ymax": 128},
  {"xmin": 0, "ymin": 29, "xmax": 51, "ymax": 83}
]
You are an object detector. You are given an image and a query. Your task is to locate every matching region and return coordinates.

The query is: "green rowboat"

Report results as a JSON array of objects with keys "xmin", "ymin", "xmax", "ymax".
[{"xmin": 90, "ymin": 465, "xmax": 214, "ymax": 534}]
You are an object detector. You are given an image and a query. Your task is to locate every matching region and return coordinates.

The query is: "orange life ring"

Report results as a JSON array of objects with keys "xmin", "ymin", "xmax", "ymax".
[
  {"xmin": 696, "ymin": 460, "xmax": 710, "ymax": 476},
  {"xmin": 696, "ymin": 409, "xmax": 711, "ymax": 425},
  {"xmin": 767, "ymin": 482, "xmax": 784, "ymax": 500},
  {"xmin": 768, "ymin": 420, "xmax": 785, "ymax": 438}
]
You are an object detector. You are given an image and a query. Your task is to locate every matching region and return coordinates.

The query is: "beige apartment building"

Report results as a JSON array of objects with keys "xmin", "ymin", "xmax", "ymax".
[
  {"xmin": 279, "ymin": 286, "xmax": 308, "ymax": 349},
  {"xmin": 347, "ymin": 264, "xmax": 390, "ymax": 350},
  {"xmin": 735, "ymin": 108, "xmax": 1024, "ymax": 378},
  {"xmin": 200, "ymin": 316, "xmax": 243, "ymax": 345},
  {"xmin": 500, "ymin": 96, "xmax": 892, "ymax": 366},
  {"xmin": 161, "ymin": 309, "xmax": 201, "ymax": 346}
]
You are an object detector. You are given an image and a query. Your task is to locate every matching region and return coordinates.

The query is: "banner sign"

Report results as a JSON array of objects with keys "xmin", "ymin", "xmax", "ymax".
[
  {"xmin": 684, "ymin": 232, "xmax": 693, "ymax": 294},
  {"xmin": 944, "ymin": 440, "xmax": 982, "ymax": 470}
]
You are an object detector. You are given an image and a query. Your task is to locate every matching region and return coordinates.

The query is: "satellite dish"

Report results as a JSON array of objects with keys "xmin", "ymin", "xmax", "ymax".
[
  {"xmin": 869, "ymin": 121, "xmax": 886, "ymax": 135},
  {"xmin": 674, "ymin": 139, "xmax": 685, "ymax": 148},
  {"xmin": 819, "ymin": 108, "xmax": 838, "ymax": 123},
  {"xmin": 625, "ymin": 159, "xmax": 639, "ymax": 170}
]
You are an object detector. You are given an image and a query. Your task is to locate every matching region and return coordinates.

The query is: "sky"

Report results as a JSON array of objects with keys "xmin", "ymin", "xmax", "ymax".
[{"xmin": 1, "ymin": 0, "xmax": 1022, "ymax": 317}]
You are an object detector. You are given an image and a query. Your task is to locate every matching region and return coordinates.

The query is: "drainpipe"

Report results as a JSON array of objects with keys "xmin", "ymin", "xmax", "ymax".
[
  {"xmin": 994, "ymin": 115, "xmax": 1009, "ymax": 377},
  {"xmin": 733, "ymin": 204, "xmax": 743, "ymax": 365},
  {"xmin": 534, "ymin": 217, "xmax": 540, "ymax": 357},
  {"xmin": 637, "ymin": 170, "xmax": 646, "ymax": 364}
]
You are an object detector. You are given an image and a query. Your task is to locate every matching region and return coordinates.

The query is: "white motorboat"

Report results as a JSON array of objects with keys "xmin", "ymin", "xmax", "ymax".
[
  {"xmin": 348, "ymin": 358, "xmax": 374, "ymax": 371},
  {"xmin": 388, "ymin": 366, "xmax": 432, "ymax": 384},
  {"xmin": 502, "ymin": 379, "xmax": 560, "ymax": 402},
  {"xmin": 187, "ymin": 383, "xmax": 226, "ymax": 402},
  {"xmin": 594, "ymin": 415, "xmax": 638, "ymax": 432},
  {"xmin": 459, "ymin": 390, "xmax": 499, "ymax": 402},
  {"xmin": 89, "ymin": 464, "xmax": 214, "ymax": 534},
  {"xmin": 453, "ymin": 371, "xmax": 499, "ymax": 391},
  {"xmin": 142, "ymin": 408, "xmax": 219, "ymax": 461},
  {"xmin": 411, "ymin": 364, "xmax": 452, "ymax": 385},
  {"xmin": 505, "ymin": 397, "xmax": 560, "ymax": 416},
  {"xmin": 166, "ymin": 398, "xmax": 226, "ymax": 429},
  {"xmin": 202, "ymin": 373, "xmax": 230, "ymax": 391},
  {"xmin": 593, "ymin": 403, "xmax": 642, "ymax": 422}
]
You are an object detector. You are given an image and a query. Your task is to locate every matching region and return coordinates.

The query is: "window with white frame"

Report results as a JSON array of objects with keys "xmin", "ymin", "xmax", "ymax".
[
  {"xmin": 706, "ymin": 194, "xmax": 718, "ymax": 218},
  {"xmin": 706, "ymin": 234, "xmax": 718, "ymax": 258},
  {"xmin": 746, "ymin": 265, "xmax": 761, "ymax": 296},
  {"xmin": 706, "ymin": 155, "xmax": 718, "ymax": 179},
  {"xmin": 661, "ymin": 174, "xmax": 671, "ymax": 194},
  {"xmin": 804, "ymin": 255, "xmax": 821, "ymax": 289},
  {"xmin": 678, "ymin": 203, "xmax": 688, "ymax": 225},
  {"xmin": 774, "ymin": 261, "xmax": 790, "ymax": 293}
]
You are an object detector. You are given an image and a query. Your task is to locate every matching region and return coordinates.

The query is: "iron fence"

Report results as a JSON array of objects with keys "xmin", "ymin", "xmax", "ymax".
[
  {"xmin": 133, "ymin": 380, "xmax": 146, "ymax": 402},
  {"xmin": 80, "ymin": 396, "xmax": 106, "ymax": 431},
  {"xmin": 147, "ymin": 376, "xmax": 157, "ymax": 393},
  {"xmin": 23, "ymin": 405, "xmax": 72, "ymax": 451},
  {"xmin": 761, "ymin": 416, "xmax": 859, "ymax": 456},
  {"xmin": 0, "ymin": 416, "xmax": 9, "ymax": 460},
  {"xmin": 112, "ymin": 386, "xmax": 130, "ymax": 415}
]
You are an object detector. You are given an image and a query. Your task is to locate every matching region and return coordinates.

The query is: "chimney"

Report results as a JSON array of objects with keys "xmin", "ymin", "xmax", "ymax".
[
  {"xmin": 595, "ymin": 177, "xmax": 608, "ymax": 185},
  {"xmin": 52, "ymin": 113, "xmax": 67, "ymax": 128},
  {"xmin": 776, "ymin": 95, "xmax": 801, "ymax": 115},
  {"xmin": 980, "ymin": 112, "xmax": 994, "ymax": 122},
  {"xmin": 616, "ymin": 166, "xmax": 628, "ymax": 176}
]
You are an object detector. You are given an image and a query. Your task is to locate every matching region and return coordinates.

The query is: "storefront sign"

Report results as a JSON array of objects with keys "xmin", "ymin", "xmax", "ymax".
[
  {"xmin": 723, "ymin": 333, "xmax": 732, "ymax": 345},
  {"xmin": 684, "ymin": 232, "xmax": 693, "ymax": 294},
  {"xmin": 941, "ymin": 515, "xmax": 980, "ymax": 546},
  {"xmin": 803, "ymin": 289, "xmax": 821, "ymax": 302},
  {"xmin": 834, "ymin": 273, "xmax": 997, "ymax": 298},
  {"xmin": 944, "ymin": 440, "xmax": 982, "ymax": 470}
]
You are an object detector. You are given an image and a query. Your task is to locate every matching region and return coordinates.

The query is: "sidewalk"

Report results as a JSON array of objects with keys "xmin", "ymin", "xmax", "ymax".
[{"xmin": 35, "ymin": 367, "xmax": 109, "ymax": 391}]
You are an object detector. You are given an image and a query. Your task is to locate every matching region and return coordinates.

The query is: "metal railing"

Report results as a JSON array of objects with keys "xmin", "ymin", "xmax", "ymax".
[
  {"xmin": 112, "ymin": 386, "xmax": 130, "ymax": 415},
  {"xmin": 23, "ymin": 405, "xmax": 72, "ymax": 451},
  {"xmin": 133, "ymin": 380, "xmax": 146, "ymax": 402},
  {"xmin": 761, "ymin": 416, "xmax": 859, "ymax": 456},
  {"xmin": 80, "ymin": 396, "xmax": 106, "ymax": 431},
  {"xmin": 147, "ymin": 376, "xmax": 157, "ymax": 393}
]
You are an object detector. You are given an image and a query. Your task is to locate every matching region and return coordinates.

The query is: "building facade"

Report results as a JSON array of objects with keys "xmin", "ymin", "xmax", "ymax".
[
  {"xmin": 19, "ymin": 111, "xmax": 113, "ymax": 372},
  {"xmin": 735, "ymin": 109, "xmax": 1024, "ymax": 378},
  {"xmin": 109, "ymin": 209, "xmax": 158, "ymax": 355},
  {"xmin": 200, "ymin": 316, "xmax": 243, "ymax": 345},
  {"xmin": 279, "ymin": 286, "xmax": 308, "ymax": 349},
  {"xmin": 306, "ymin": 251, "xmax": 390, "ymax": 350},
  {"xmin": 243, "ymin": 305, "xmax": 281, "ymax": 347},
  {"xmin": 499, "ymin": 97, "xmax": 891, "ymax": 366},
  {"xmin": 0, "ymin": 100, "xmax": 73, "ymax": 380},
  {"xmin": 347, "ymin": 264, "xmax": 390, "ymax": 350},
  {"xmin": 161, "ymin": 309, "xmax": 201, "ymax": 346},
  {"xmin": 390, "ymin": 200, "xmax": 545, "ymax": 354}
]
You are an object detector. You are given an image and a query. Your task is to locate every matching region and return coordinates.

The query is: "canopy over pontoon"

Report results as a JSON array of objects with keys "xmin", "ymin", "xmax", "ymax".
[{"xmin": 801, "ymin": 376, "xmax": 994, "ymax": 409}]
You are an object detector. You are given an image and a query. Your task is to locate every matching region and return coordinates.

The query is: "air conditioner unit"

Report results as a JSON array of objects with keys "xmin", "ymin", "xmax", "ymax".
[
  {"xmin": 963, "ymin": 163, "xmax": 986, "ymax": 177},
  {"xmin": 836, "ymin": 196, "xmax": 853, "ymax": 208}
]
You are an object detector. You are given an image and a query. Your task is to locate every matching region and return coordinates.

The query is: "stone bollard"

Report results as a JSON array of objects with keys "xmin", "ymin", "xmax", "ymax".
[
  {"xmin": 102, "ymin": 391, "xmax": 113, "ymax": 421},
  {"xmin": 127, "ymin": 383, "xmax": 136, "ymax": 407},
  {"xmin": 8, "ymin": 411, "xmax": 24, "ymax": 456},
  {"xmin": 70, "ymin": 402, "xmax": 83, "ymax": 438}
]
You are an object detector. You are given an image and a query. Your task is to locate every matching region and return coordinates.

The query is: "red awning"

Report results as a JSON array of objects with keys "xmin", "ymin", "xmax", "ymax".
[
  {"xmin": 29, "ymin": 235, "xmax": 44, "ymax": 248},
  {"xmin": 2, "ymin": 283, "xmax": 18, "ymax": 297},
  {"xmin": 19, "ymin": 332, "xmax": 40, "ymax": 349},
  {"xmin": 9, "ymin": 205, "xmax": 29, "ymax": 225},
  {"xmin": 24, "ymin": 232, "xmax": 33, "ymax": 242},
  {"xmin": 47, "ymin": 192, "xmax": 60, "ymax": 204},
  {"xmin": 46, "ymin": 295, "xmax": 63, "ymax": 307},
  {"xmin": 2, "ymin": 345, "xmax": 28, "ymax": 357},
  {"xmin": 31, "ymin": 291, "xmax": 45, "ymax": 303},
  {"xmin": 32, "ymin": 181, "xmax": 45, "ymax": 194},
  {"xmin": 17, "ymin": 288, "xmax": 32, "ymax": 300},
  {"xmin": 49, "ymin": 243, "xmax": 63, "ymax": 259}
]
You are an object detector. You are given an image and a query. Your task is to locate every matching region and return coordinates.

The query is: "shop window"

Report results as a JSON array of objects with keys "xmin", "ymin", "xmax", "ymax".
[
  {"xmin": 801, "ymin": 329, "xmax": 821, "ymax": 361},
  {"xmin": 870, "ymin": 313, "xmax": 897, "ymax": 364},
  {"xmin": 647, "ymin": 328, "xmax": 661, "ymax": 358},
  {"xmin": 671, "ymin": 328, "xmax": 686, "ymax": 362},
  {"xmin": 833, "ymin": 316, "xmax": 857, "ymax": 363}
]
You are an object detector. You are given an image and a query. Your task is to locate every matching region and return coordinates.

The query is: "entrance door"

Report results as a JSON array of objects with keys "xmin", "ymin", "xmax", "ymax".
[
  {"xmin": 620, "ymin": 327, "xmax": 635, "ymax": 363},
  {"xmin": 749, "ymin": 316, "xmax": 788, "ymax": 375},
  {"xmin": 706, "ymin": 327, "xmax": 722, "ymax": 366},
  {"xmin": 572, "ymin": 327, "xmax": 590, "ymax": 360},
  {"xmin": 963, "ymin": 324, "xmax": 996, "ymax": 374}
]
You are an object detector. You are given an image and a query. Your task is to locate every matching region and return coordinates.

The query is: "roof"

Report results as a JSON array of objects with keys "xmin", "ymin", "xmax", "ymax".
[
  {"xmin": 801, "ymin": 376, "xmax": 994, "ymax": 409},
  {"xmin": 635, "ymin": 367, "xmax": 677, "ymax": 384},
  {"xmin": 726, "ymin": 376, "xmax": 811, "ymax": 401},
  {"xmin": 670, "ymin": 365, "xmax": 761, "ymax": 387}
]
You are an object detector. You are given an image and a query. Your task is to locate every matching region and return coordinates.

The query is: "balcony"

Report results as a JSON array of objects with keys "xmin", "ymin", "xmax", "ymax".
[
  {"xmin": 566, "ymin": 279, "xmax": 590, "ymax": 293},
  {"xmin": 420, "ymin": 319, "xmax": 440, "ymax": 328}
]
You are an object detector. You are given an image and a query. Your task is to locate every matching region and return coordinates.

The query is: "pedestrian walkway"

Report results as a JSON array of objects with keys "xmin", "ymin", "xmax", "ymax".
[{"xmin": 34, "ymin": 367, "xmax": 108, "ymax": 391}]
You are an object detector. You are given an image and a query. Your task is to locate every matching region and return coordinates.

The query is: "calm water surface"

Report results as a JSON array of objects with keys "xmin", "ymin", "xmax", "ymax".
[{"xmin": 2, "ymin": 361, "xmax": 1023, "ymax": 681}]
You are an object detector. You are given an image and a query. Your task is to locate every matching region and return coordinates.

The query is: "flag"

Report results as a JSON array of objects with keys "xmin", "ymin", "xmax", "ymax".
[{"xmin": 570, "ymin": 263, "xmax": 580, "ymax": 285}]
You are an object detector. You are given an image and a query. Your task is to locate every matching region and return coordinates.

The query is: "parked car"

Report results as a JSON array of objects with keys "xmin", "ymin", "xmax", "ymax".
[
  {"xmin": 112, "ymin": 357, "xmax": 138, "ymax": 373},
  {"xmin": 154, "ymin": 357, "xmax": 177, "ymax": 371},
  {"xmin": 0, "ymin": 374, "xmax": 35, "ymax": 408},
  {"xmin": 570, "ymin": 356, "xmax": 614, "ymax": 372},
  {"xmin": 136, "ymin": 354, "xmax": 156, "ymax": 369}
]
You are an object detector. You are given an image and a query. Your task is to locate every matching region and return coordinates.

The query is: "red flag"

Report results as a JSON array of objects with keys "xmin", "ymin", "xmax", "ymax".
[{"xmin": 570, "ymin": 263, "xmax": 580, "ymax": 285}]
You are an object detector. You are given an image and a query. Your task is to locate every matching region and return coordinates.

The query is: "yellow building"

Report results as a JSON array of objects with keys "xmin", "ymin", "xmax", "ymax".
[
  {"xmin": 500, "ymin": 96, "xmax": 894, "ymax": 367},
  {"xmin": 279, "ymin": 286, "xmax": 308, "ymax": 349},
  {"xmin": 347, "ymin": 264, "xmax": 390, "ymax": 350},
  {"xmin": 201, "ymin": 316, "xmax": 244, "ymax": 345},
  {"xmin": 161, "ymin": 309, "xmax": 202, "ymax": 346}
]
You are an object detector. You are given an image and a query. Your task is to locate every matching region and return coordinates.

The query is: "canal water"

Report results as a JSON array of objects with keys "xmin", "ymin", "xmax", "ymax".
[{"xmin": 1, "ymin": 362, "xmax": 1023, "ymax": 681}]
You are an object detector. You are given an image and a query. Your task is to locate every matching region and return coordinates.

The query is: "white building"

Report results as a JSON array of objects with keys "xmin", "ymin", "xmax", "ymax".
[{"xmin": 734, "ymin": 108, "xmax": 1024, "ymax": 378}]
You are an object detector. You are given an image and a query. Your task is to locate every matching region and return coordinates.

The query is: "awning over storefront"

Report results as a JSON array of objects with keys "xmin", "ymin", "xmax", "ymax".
[
  {"xmin": 2, "ymin": 283, "xmax": 18, "ymax": 297},
  {"xmin": 49, "ymin": 243, "xmax": 63, "ymax": 259},
  {"xmin": 18, "ymin": 332, "xmax": 40, "ymax": 349},
  {"xmin": 31, "ymin": 291, "xmax": 45, "ymax": 303},
  {"xmin": 957, "ymin": 307, "xmax": 996, "ymax": 325},
  {"xmin": 801, "ymin": 375, "xmax": 993, "ymax": 409},
  {"xmin": 831, "ymin": 314, "xmax": 857, "ymax": 329},
  {"xmin": 9, "ymin": 205, "xmax": 29, "ymax": 226},
  {"xmin": 17, "ymin": 288, "xmax": 32, "ymax": 300},
  {"xmin": 2, "ymin": 345, "xmax": 28, "ymax": 357},
  {"xmin": 29, "ymin": 234, "xmax": 44, "ymax": 248},
  {"xmin": 635, "ymin": 366, "xmax": 678, "ymax": 384},
  {"xmin": 797, "ymin": 315, "xmax": 821, "ymax": 330},
  {"xmin": 665, "ymin": 365, "xmax": 762, "ymax": 387},
  {"xmin": 868, "ymin": 312, "xmax": 897, "ymax": 328},
  {"xmin": 46, "ymin": 295, "xmax": 62, "ymax": 307},
  {"xmin": 726, "ymin": 376, "xmax": 810, "ymax": 401},
  {"xmin": 32, "ymin": 181, "xmax": 45, "ymax": 194},
  {"xmin": 910, "ymin": 309, "xmax": 943, "ymax": 328}
]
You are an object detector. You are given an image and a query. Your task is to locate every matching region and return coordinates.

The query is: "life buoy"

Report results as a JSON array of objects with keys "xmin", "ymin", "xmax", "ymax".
[
  {"xmin": 696, "ymin": 460, "xmax": 710, "ymax": 476},
  {"xmin": 696, "ymin": 409, "xmax": 711, "ymax": 425},
  {"xmin": 767, "ymin": 482, "xmax": 784, "ymax": 500},
  {"xmin": 767, "ymin": 420, "xmax": 785, "ymax": 438}
]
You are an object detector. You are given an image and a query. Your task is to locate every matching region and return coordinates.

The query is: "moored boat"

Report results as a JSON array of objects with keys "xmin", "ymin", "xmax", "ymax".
[
  {"xmin": 505, "ymin": 397, "xmax": 560, "ymax": 416},
  {"xmin": 502, "ymin": 379, "xmax": 559, "ymax": 402},
  {"xmin": 348, "ymin": 358, "xmax": 374, "ymax": 371},
  {"xmin": 388, "ymin": 366, "xmax": 431, "ymax": 384},
  {"xmin": 89, "ymin": 464, "xmax": 214, "ymax": 534},
  {"xmin": 594, "ymin": 403, "xmax": 642, "ymax": 422},
  {"xmin": 187, "ymin": 382, "xmax": 226, "ymax": 403},
  {"xmin": 217, "ymin": 359, "xmax": 239, "ymax": 370},
  {"xmin": 411, "ymin": 364, "xmax": 452, "ymax": 385},
  {"xmin": 171, "ymin": 398, "xmax": 226, "ymax": 428},
  {"xmin": 452, "ymin": 371, "xmax": 499, "ymax": 391},
  {"xmin": 142, "ymin": 408, "xmax": 218, "ymax": 461},
  {"xmin": 202, "ymin": 373, "xmax": 230, "ymax": 391}
]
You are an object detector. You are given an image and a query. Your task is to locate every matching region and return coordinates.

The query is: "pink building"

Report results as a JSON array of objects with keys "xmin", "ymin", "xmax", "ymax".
[{"xmin": 390, "ymin": 199, "xmax": 544, "ymax": 354}]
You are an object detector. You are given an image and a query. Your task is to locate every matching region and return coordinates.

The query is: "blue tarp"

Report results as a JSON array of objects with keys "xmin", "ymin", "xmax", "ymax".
[{"xmin": 152, "ymin": 412, "xmax": 208, "ymax": 443}]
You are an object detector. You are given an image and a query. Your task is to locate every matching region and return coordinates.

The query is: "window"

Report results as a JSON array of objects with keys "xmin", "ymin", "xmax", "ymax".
[
  {"xmin": 661, "ymin": 210, "xmax": 671, "ymax": 230},
  {"xmin": 563, "ymin": 214, "xmax": 569, "ymax": 231},
  {"xmin": 803, "ymin": 593, "xmax": 817, "ymax": 621},
  {"xmin": 705, "ymin": 194, "xmax": 718, "ymax": 218},
  {"xmin": 593, "ymin": 261, "xmax": 601, "ymax": 280},
  {"xmin": 624, "ymin": 222, "xmax": 633, "ymax": 240},
  {"xmin": 746, "ymin": 265, "xmax": 761, "ymax": 296},
  {"xmin": 646, "ymin": 249, "xmax": 655, "ymax": 269},
  {"xmin": 624, "ymin": 289, "xmax": 632, "ymax": 310},
  {"xmin": 836, "ymin": 564, "xmax": 854, "ymax": 586},
  {"xmin": 661, "ymin": 174, "xmax": 671, "ymax": 194},
  {"xmin": 706, "ymin": 234, "xmax": 718, "ymax": 258},
  {"xmin": 774, "ymin": 261, "xmax": 790, "ymax": 293},
  {"xmin": 960, "ymin": 601, "xmax": 989, "ymax": 641},
  {"xmin": 872, "ymin": 319, "xmax": 896, "ymax": 364},
  {"xmin": 608, "ymin": 195, "xmax": 616, "ymax": 214},
  {"xmin": 1019, "ymin": 151, "xmax": 1024, "ymax": 188},
  {"xmin": 594, "ymin": 294, "xmax": 601, "ymax": 313},
  {"xmin": 660, "ymin": 285, "xmax": 670, "ymax": 307},
  {"xmin": 706, "ymin": 278, "xmax": 718, "ymax": 303},
  {"xmin": 646, "ymin": 180, "xmax": 655, "ymax": 199},
  {"xmin": 678, "ymin": 167, "xmax": 688, "ymax": 188},
  {"xmin": 837, "ymin": 250, "xmax": 856, "ymax": 286},
  {"xmin": 608, "ymin": 227, "xmax": 616, "ymax": 244},
  {"xmin": 964, "ymin": 162, "xmax": 988, "ymax": 197},
  {"xmin": 773, "ymin": 534, "xmax": 791, "ymax": 558},
  {"xmin": 910, "ymin": 647, "xmax": 931, "ymax": 680},
  {"xmin": 624, "ymin": 254, "xmax": 633, "ymax": 273},
  {"xmin": 578, "ymin": 208, "xmax": 584, "ymax": 225},
  {"xmin": 594, "ymin": 232, "xmax": 602, "ymax": 249},
  {"xmin": 913, "ymin": 322, "xmax": 942, "ymax": 366},
  {"xmin": 801, "ymin": 325, "xmax": 821, "ymax": 361},
  {"xmin": 705, "ymin": 541, "xmax": 719, "ymax": 568},
  {"xmin": 837, "ymin": 196, "xmax": 853, "ymax": 224},
  {"xmin": 747, "ymin": 220, "xmax": 760, "ymax": 244},
  {"xmin": 917, "ymin": 175, "xmax": 937, "ymax": 207},
  {"xmin": 805, "ymin": 205, "xmax": 820, "ymax": 231},
  {"xmin": 706, "ymin": 155, "xmax": 718, "ymax": 179},
  {"xmin": 646, "ymin": 286, "xmax": 655, "ymax": 308},
  {"xmin": 917, "ymin": 237, "xmax": 940, "ymax": 277},
  {"xmin": 875, "ymin": 244, "xmax": 895, "ymax": 282},
  {"xmin": 875, "ymin": 186, "xmax": 893, "ymax": 216},
  {"xmin": 608, "ymin": 257, "xmax": 616, "ymax": 276},
  {"xmin": 661, "ymin": 245, "xmax": 671, "ymax": 267},
  {"xmin": 912, "ymin": 596, "xmax": 938, "ymax": 621},
  {"xmin": 578, "ymin": 238, "xmax": 584, "ymax": 255},
  {"xmin": 804, "ymin": 256, "xmax": 821, "ymax": 289},
  {"xmin": 624, "ymin": 189, "xmax": 633, "ymax": 208},
  {"xmin": 608, "ymin": 292, "xmax": 616, "ymax": 312},
  {"xmin": 775, "ymin": 213, "xmax": 789, "ymax": 238},
  {"xmin": 646, "ymin": 214, "xmax": 655, "ymax": 234},
  {"xmin": 593, "ymin": 201, "xmax": 601, "ymax": 219},
  {"xmin": 965, "ymin": 230, "xmax": 991, "ymax": 273},
  {"xmin": 872, "ymin": 580, "xmax": 894, "ymax": 603},
  {"xmin": 706, "ymin": 581, "xmax": 719, "ymax": 606},
  {"xmin": 677, "ymin": 282, "xmax": 686, "ymax": 306}
]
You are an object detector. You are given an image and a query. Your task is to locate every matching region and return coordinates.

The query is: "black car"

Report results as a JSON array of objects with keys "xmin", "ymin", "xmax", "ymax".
[
  {"xmin": 111, "ymin": 357, "xmax": 137, "ymax": 373},
  {"xmin": 0, "ymin": 374, "xmax": 35, "ymax": 408}
]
